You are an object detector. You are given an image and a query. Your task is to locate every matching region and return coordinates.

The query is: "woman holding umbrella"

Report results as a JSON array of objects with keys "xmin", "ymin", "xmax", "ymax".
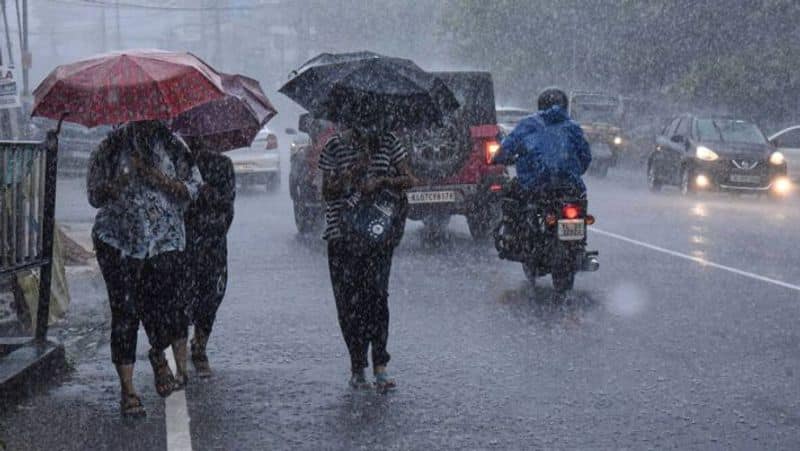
[
  {"xmin": 179, "ymin": 137, "xmax": 235, "ymax": 378},
  {"xmin": 281, "ymin": 52, "xmax": 458, "ymax": 390},
  {"xmin": 33, "ymin": 50, "xmax": 225, "ymax": 416},
  {"xmin": 171, "ymin": 73, "xmax": 276, "ymax": 378},
  {"xmin": 87, "ymin": 120, "xmax": 203, "ymax": 411},
  {"xmin": 320, "ymin": 125, "xmax": 418, "ymax": 390}
]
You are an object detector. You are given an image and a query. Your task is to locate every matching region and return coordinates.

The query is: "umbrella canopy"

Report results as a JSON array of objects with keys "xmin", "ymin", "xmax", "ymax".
[
  {"xmin": 279, "ymin": 51, "xmax": 459, "ymax": 130},
  {"xmin": 32, "ymin": 49, "xmax": 226, "ymax": 128},
  {"xmin": 171, "ymin": 73, "xmax": 277, "ymax": 152}
]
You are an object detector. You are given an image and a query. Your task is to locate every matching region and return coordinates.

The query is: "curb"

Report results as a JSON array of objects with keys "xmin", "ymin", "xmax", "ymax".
[{"xmin": 0, "ymin": 338, "xmax": 67, "ymax": 406}]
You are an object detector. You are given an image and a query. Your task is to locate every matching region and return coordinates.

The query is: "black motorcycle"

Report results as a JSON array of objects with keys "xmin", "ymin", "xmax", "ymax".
[{"xmin": 494, "ymin": 185, "xmax": 599, "ymax": 293}]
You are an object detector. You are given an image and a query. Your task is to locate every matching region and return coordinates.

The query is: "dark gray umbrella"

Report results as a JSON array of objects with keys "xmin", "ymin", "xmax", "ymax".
[{"xmin": 279, "ymin": 52, "xmax": 459, "ymax": 130}]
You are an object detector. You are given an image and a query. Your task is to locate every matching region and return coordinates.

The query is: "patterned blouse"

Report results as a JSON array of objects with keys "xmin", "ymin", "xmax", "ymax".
[
  {"xmin": 87, "ymin": 124, "xmax": 203, "ymax": 259},
  {"xmin": 318, "ymin": 132, "xmax": 408, "ymax": 241}
]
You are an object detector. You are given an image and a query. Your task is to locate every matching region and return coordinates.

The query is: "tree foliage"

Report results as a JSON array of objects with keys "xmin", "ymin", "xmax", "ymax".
[{"xmin": 441, "ymin": 0, "xmax": 800, "ymax": 125}]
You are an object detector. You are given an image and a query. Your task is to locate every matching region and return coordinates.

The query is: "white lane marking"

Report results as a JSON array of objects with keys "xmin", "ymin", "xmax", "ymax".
[
  {"xmin": 165, "ymin": 351, "xmax": 193, "ymax": 451},
  {"xmin": 590, "ymin": 227, "xmax": 800, "ymax": 292}
]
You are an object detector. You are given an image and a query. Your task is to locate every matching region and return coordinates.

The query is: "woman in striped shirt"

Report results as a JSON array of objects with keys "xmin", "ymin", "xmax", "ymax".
[{"xmin": 320, "ymin": 127, "xmax": 418, "ymax": 390}]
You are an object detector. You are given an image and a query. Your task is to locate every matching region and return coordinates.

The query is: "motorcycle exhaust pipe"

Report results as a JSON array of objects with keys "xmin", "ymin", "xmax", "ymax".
[{"xmin": 581, "ymin": 253, "xmax": 600, "ymax": 272}]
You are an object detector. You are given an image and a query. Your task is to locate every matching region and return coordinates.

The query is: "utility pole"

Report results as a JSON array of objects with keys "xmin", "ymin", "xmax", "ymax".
[
  {"xmin": 0, "ymin": 0, "xmax": 11, "ymax": 67},
  {"xmin": 214, "ymin": 2, "xmax": 222, "ymax": 68},
  {"xmin": 20, "ymin": 0, "xmax": 28, "ymax": 97},
  {"xmin": 115, "ymin": 0, "xmax": 121, "ymax": 49},
  {"xmin": 100, "ymin": 1, "xmax": 107, "ymax": 52},
  {"xmin": 0, "ymin": 2, "xmax": 6, "ymax": 139}
]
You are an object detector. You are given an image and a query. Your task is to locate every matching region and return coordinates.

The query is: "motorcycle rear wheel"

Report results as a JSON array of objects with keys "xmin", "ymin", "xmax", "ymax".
[{"xmin": 551, "ymin": 270, "xmax": 575, "ymax": 293}]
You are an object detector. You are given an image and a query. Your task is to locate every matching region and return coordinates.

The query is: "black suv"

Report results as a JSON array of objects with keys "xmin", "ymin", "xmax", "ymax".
[{"xmin": 647, "ymin": 115, "xmax": 789, "ymax": 197}]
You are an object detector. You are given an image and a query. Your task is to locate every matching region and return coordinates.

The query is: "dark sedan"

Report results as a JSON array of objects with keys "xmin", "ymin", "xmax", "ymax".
[{"xmin": 647, "ymin": 115, "xmax": 791, "ymax": 197}]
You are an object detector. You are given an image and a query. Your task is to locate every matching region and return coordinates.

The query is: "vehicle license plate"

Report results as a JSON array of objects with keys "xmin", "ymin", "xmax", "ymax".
[
  {"xmin": 729, "ymin": 174, "xmax": 761, "ymax": 184},
  {"xmin": 408, "ymin": 190, "xmax": 457, "ymax": 204},
  {"xmin": 557, "ymin": 219, "xmax": 585, "ymax": 241}
]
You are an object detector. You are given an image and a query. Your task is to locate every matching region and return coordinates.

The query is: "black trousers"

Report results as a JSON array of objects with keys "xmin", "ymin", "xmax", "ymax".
[
  {"xmin": 184, "ymin": 235, "xmax": 228, "ymax": 337},
  {"xmin": 94, "ymin": 236, "xmax": 186, "ymax": 365},
  {"xmin": 327, "ymin": 241, "xmax": 393, "ymax": 372}
]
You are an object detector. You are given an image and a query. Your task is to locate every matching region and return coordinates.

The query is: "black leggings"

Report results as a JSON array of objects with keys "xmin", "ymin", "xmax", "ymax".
[
  {"xmin": 94, "ymin": 236, "xmax": 187, "ymax": 365},
  {"xmin": 327, "ymin": 241, "xmax": 393, "ymax": 373},
  {"xmin": 184, "ymin": 236, "xmax": 228, "ymax": 337}
]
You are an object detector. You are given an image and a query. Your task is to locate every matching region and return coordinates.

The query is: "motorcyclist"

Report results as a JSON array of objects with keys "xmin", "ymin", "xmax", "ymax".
[
  {"xmin": 492, "ymin": 87, "xmax": 592, "ymax": 197},
  {"xmin": 491, "ymin": 88, "xmax": 592, "ymax": 256}
]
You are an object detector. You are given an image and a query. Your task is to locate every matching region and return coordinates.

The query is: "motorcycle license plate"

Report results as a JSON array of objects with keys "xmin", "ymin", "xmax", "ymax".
[
  {"xmin": 408, "ymin": 190, "xmax": 458, "ymax": 204},
  {"xmin": 557, "ymin": 219, "xmax": 585, "ymax": 241}
]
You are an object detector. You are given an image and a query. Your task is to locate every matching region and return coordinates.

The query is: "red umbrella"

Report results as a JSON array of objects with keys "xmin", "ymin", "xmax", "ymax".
[
  {"xmin": 170, "ymin": 73, "xmax": 278, "ymax": 152},
  {"xmin": 32, "ymin": 49, "xmax": 226, "ymax": 128}
]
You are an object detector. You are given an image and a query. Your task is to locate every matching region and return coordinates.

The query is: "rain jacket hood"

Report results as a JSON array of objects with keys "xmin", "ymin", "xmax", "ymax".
[
  {"xmin": 540, "ymin": 105, "xmax": 570, "ymax": 125},
  {"xmin": 495, "ymin": 106, "xmax": 592, "ymax": 194}
]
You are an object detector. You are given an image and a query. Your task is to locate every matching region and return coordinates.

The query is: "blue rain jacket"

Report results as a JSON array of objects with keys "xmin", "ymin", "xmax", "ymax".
[{"xmin": 494, "ymin": 106, "xmax": 591, "ymax": 194}]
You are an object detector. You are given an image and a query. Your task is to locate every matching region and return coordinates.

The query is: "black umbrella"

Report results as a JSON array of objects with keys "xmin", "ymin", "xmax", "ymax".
[{"xmin": 279, "ymin": 52, "xmax": 459, "ymax": 130}]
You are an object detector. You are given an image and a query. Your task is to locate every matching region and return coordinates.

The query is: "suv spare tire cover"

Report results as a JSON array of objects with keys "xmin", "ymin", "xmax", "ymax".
[{"xmin": 402, "ymin": 118, "xmax": 472, "ymax": 180}]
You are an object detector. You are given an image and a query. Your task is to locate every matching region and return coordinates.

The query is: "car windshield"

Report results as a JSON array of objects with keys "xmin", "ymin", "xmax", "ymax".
[
  {"xmin": 571, "ymin": 97, "xmax": 621, "ymax": 123},
  {"xmin": 695, "ymin": 119, "xmax": 766, "ymax": 144}
]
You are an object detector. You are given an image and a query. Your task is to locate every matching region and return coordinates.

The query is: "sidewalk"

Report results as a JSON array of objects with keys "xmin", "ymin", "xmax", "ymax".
[
  {"xmin": 1, "ymin": 220, "xmax": 108, "ymax": 405},
  {"xmin": 50, "ymin": 221, "xmax": 110, "ymax": 357}
]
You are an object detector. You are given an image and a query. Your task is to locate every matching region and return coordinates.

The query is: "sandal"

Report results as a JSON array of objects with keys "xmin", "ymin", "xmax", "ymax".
[
  {"xmin": 120, "ymin": 392, "xmax": 146, "ymax": 418},
  {"xmin": 374, "ymin": 369, "xmax": 396, "ymax": 392},
  {"xmin": 148, "ymin": 349, "xmax": 176, "ymax": 398},
  {"xmin": 173, "ymin": 371, "xmax": 189, "ymax": 391},
  {"xmin": 191, "ymin": 339, "xmax": 212, "ymax": 379},
  {"xmin": 349, "ymin": 370, "xmax": 373, "ymax": 390}
]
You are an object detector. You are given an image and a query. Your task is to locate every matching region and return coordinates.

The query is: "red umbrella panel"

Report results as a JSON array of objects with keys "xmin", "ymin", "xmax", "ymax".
[
  {"xmin": 171, "ymin": 73, "xmax": 278, "ymax": 152},
  {"xmin": 32, "ymin": 49, "xmax": 226, "ymax": 128}
]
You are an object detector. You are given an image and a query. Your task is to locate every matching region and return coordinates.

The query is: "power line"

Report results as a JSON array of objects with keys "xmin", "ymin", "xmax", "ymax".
[{"xmin": 45, "ymin": 0, "xmax": 281, "ymax": 11}]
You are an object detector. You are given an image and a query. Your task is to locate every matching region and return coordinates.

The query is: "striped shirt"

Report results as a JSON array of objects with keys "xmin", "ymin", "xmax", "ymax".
[{"xmin": 319, "ymin": 132, "xmax": 408, "ymax": 240}]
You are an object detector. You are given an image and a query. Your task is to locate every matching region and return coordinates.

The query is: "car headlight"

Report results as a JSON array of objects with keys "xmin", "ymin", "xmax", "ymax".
[
  {"xmin": 613, "ymin": 136, "xmax": 623, "ymax": 146},
  {"xmin": 696, "ymin": 146, "xmax": 719, "ymax": 161},
  {"xmin": 773, "ymin": 176, "xmax": 792, "ymax": 195},
  {"xmin": 769, "ymin": 151, "xmax": 785, "ymax": 165}
]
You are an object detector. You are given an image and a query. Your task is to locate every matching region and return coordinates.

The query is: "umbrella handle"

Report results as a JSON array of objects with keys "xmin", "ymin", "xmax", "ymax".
[{"xmin": 54, "ymin": 112, "xmax": 69, "ymax": 136}]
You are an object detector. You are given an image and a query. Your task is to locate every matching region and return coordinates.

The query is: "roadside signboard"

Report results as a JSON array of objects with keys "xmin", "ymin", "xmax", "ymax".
[{"xmin": 0, "ymin": 66, "xmax": 20, "ymax": 109}]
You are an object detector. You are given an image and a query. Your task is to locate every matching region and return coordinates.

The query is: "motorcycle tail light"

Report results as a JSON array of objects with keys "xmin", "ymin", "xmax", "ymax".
[
  {"xmin": 489, "ymin": 183, "xmax": 503, "ymax": 192},
  {"xmin": 562, "ymin": 204, "xmax": 581, "ymax": 219},
  {"xmin": 485, "ymin": 140, "xmax": 500, "ymax": 164}
]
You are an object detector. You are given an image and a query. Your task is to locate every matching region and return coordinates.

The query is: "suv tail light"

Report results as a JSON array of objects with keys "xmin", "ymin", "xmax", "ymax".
[
  {"xmin": 562, "ymin": 204, "xmax": 582, "ymax": 219},
  {"xmin": 266, "ymin": 133, "xmax": 278, "ymax": 150},
  {"xmin": 485, "ymin": 140, "xmax": 500, "ymax": 164}
]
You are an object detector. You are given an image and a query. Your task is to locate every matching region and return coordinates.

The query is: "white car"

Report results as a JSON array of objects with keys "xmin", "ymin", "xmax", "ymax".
[
  {"xmin": 227, "ymin": 127, "xmax": 281, "ymax": 190},
  {"xmin": 768, "ymin": 126, "xmax": 800, "ymax": 181},
  {"xmin": 496, "ymin": 107, "xmax": 530, "ymax": 135}
]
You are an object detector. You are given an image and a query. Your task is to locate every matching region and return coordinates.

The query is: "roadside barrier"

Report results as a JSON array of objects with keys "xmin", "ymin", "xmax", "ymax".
[{"xmin": 0, "ymin": 124, "xmax": 61, "ymax": 341}]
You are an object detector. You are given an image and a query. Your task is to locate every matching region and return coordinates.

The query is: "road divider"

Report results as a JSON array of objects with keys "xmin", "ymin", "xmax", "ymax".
[
  {"xmin": 590, "ymin": 227, "xmax": 800, "ymax": 292},
  {"xmin": 165, "ymin": 352, "xmax": 193, "ymax": 451}
]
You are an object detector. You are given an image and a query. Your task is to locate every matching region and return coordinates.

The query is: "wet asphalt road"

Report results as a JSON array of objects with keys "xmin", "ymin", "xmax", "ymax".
[{"xmin": 3, "ymin": 169, "xmax": 800, "ymax": 450}]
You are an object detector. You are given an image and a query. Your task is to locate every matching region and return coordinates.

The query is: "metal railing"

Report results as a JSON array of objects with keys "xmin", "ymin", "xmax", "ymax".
[
  {"xmin": 1, "ymin": 141, "xmax": 48, "ymax": 275},
  {"xmin": 0, "ymin": 123, "xmax": 61, "ymax": 341}
]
